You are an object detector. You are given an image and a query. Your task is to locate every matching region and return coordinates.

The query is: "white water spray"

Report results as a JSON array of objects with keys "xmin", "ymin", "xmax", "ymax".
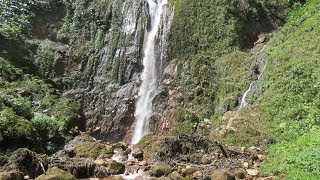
[{"xmin": 132, "ymin": 0, "xmax": 167, "ymax": 144}]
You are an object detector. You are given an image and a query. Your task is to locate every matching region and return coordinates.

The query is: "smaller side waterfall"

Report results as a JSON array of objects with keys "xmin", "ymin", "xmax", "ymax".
[
  {"xmin": 131, "ymin": 0, "xmax": 168, "ymax": 144},
  {"xmin": 238, "ymin": 62, "xmax": 267, "ymax": 110}
]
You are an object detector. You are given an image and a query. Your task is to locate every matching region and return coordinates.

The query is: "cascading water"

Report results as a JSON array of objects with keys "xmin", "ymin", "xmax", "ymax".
[
  {"xmin": 131, "ymin": 0, "xmax": 167, "ymax": 144},
  {"xmin": 238, "ymin": 62, "xmax": 267, "ymax": 110}
]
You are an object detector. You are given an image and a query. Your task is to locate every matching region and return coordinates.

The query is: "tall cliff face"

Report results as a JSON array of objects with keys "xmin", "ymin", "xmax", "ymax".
[{"xmin": 62, "ymin": 0, "xmax": 174, "ymax": 142}]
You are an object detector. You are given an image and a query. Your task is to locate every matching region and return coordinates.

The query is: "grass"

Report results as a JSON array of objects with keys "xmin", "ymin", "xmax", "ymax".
[
  {"xmin": 260, "ymin": 128, "xmax": 320, "ymax": 179},
  {"xmin": 207, "ymin": 1, "xmax": 320, "ymax": 178},
  {"xmin": 250, "ymin": 0, "xmax": 320, "ymax": 178}
]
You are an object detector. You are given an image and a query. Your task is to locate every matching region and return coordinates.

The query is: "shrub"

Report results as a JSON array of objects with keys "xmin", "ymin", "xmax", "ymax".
[
  {"xmin": 0, "ymin": 107, "xmax": 39, "ymax": 149},
  {"xmin": 0, "ymin": 57, "xmax": 23, "ymax": 81},
  {"xmin": 35, "ymin": 43, "xmax": 56, "ymax": 78},
  {"xmin": 0, "ymin": 91, "xmax": 32, "ymax": 119}
]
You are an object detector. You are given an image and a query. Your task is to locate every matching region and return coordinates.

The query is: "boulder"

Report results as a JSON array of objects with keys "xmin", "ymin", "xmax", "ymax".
[
  {"xmin": 192, "ymin": 171, "xmax": 203, "ymax": 178},
  {"xmin": 169, "ymin": 171, "xmax": 183, "ymax": 180},
  {"xmin": 132, "ymin": 149, "xmax": 143, "ymax": 161},
  {"xmin": 242, "ymin": 162, "xmax": 249, "ymax": 168},
  {"xmin": 94, "ymin": 166, "xmax": 109, "ymax": 178},
  {"xmin": 126, "ymin": 161, "xmax": 134, "ymax": 166},
  {"xmin": 73, "ymin": 142, "xmax": 113, "ymax": 159},
  {"xmin": 94, "ymin": 159, "xmax": 108, "ymax": 166},
  {"xmin": 234, "ymin": 169, "xmax": 246, "ymax": 179},
  {"xmin": 107, "ymin": 162, "xmax": 125, "ymax": 175},
  {"xmin": 3, "ymin": 148, "xmax": 48, "ymax": 178},
  {"xmin": 258, "ymin": 154, "xmax": 266, "ymax": 160},
  {"xmin": 35, "ymin": 167, "xmax": 76, "ymax": 180},
  {"xmin": 149, "ymin": 163, "xmax": 173, "ymax": 177},
  {"xmin": 201, "ymin": 155, "xmax": 211, "ymax": 165},
  {"xmin": 246, "ymin": 169, "xmax": 258, "ymax": 176},
  {"xmin": 94, "ymin": 154, "xmax": 113, "ymax": 166},
  {"xmin": 211, "ymin": 170, "xmax": 235, "ymax": 180},
  {"xmin": 48, "ymin": 157, "xmax": 96, "ymax": 178},
  {"xmin": 139, "ymin": 161, "xmax": 148, "ymax": 166},
  {"xmin": 112, "ymin": 142, "xmax": 128, "ymax": 151},
  {"xmin": 181, "ymin": 166, "xmax": 198, "ymax": 177},
  {"xmin": 0, "ymin": 171, "xmax": 24, "ymax": 180}
]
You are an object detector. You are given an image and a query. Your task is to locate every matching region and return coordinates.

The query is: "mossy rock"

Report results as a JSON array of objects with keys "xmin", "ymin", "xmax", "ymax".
[
  {"xmin": 149, "ymin": 163, "xmax": 173, "ymax": 177},
  {"xmin": 136, "ymin": 134, "xmax": 159, "ymax": 160},
  {"xmin": 74, "ymin": 142, "xmax": 113, "ymax": 159},
  {"xmin": 183, "ymin": 176, "xmax": 195, "ymax": 180},
  {"xmin": 35, "ymin": 167, "xmax": 76, "ymax": 180},
  {"xmin": 181, "ymin": 167, "xmax": 199, "ymax": 177},
  {"xmin": 107, "ymin": 162, "xmax": 125, "ymax": 175}
]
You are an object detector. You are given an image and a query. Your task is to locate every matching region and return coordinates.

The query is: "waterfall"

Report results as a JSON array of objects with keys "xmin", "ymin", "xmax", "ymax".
[
  {"xmin": 238, "ymin": 62, "xmax": 267, "ymax": 110},
  {"xmin": 131, "ymin": 0, "xmax": 167, "ymax": 144}
]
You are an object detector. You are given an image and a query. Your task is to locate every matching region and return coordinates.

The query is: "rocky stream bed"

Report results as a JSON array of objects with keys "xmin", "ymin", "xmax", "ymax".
[{"xmin": 0, "ymin": 134, "xmax": 275, "ymax": 180}]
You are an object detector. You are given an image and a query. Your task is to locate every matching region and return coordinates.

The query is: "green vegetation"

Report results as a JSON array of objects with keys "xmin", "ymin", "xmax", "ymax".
[
  {"xmin": 261, "ymin": 128, "xmax": 320, "ymax": 179},
  {"xmin": 168, "ymin": 0, "xmax": 299, "ymax": 118},
  {"xmin": 53, "ymin": 0, "xmax": 119, "ymax": 86},
  {"xmin": 254, "ymin": 0, "xmax": 320, "ymax": 178},
  {"xmin": 35, "ymin": 43, "xmax": 56, "ymax": 78},
  {"xmin": 168, "ymin": 1, "xmax": 319, "ymax": 178},
  {"xmin": 0, "ymin": 58, "xmax": 81, "ymax": 153},
  {"xmin": 0, "ymin": 57, "xmax": 23, "ymax": 81},
  {"xmin": 170, "ymin": 107, "xmax": 199, "ymax": 134},
  {"xmin": 0, "ymin": 0, "xmax": 85, "ymax": 154},
  {"xmin": 214, "ymin": 107, "xmax": 270, "ymax": 147}
]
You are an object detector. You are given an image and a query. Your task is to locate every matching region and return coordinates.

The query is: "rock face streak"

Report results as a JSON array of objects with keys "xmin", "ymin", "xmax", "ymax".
[{"xmin": 69, "ymin": 0, "xmax": 173, "ymax": 142}]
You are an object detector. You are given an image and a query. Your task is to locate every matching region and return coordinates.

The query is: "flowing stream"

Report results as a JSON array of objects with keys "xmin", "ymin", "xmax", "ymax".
[
  {"xmin": 132, "ymin": 0, "xmax": 167, "ymax": 144},
  {"xmin": 111, "ymin": 147, "xmax": 146, "ymax": 180}
]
